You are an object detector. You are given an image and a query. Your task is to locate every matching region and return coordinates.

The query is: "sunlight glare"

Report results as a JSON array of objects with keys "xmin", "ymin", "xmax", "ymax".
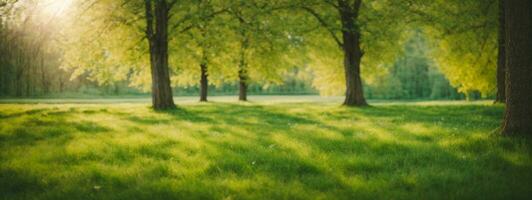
[{"xmin": 41, "ymin": 0, "xmax": 73, "ymax": 17}]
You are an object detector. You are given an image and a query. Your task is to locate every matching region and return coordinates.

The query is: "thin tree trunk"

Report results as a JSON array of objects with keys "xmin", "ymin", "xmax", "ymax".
[
  {"xmin": 238, "ymin": 32, "xmax": 248, "ymax": 102},
  {"xmin": 145, "ymin": 0, "xmax": 176, "ymax": 110},
  {"xmin": 495, "ymin": 0, "xmax": 506, "ymax": 103},
  {"xmin": 500, "ymin": 0, "xmax": 532, "ymax": 136},
  {"xmin": 339, "ymin": 0, "xmax": 367, "ymax": 106},
  {"xmin": 238, "ymin": 63, "xmax": 248, "ymax": 101},
  {"xmin": 200, "ymin": 62, "xmax": 208, "ymax": 102},
  {"xmin": 59, "ymin": 76, "xmax": 65, "ymax": 93},
  {"xmin": 199, "ymin": 28, "xmax": 209, "ymax": 102}
]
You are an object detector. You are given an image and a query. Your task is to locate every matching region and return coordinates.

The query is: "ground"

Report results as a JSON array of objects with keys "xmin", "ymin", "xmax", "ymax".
[{"xmin": 0, "ymin": 96, "xmax": 531, "ymax": 200}]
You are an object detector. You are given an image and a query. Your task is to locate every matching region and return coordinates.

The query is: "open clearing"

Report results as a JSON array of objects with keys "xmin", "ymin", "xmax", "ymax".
[{"xmin": 0, "ymin": 97, "xmax": 531, "ymax": 199}]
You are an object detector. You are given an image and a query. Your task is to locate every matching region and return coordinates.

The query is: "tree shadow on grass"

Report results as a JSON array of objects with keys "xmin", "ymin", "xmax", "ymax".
[
  {"xmin": 0, "ymin": 109, "xmax": 112, "ymax": 146},
  {"xmin": 0, "ymin": 168, "xmax": 46, "ymax": 199},
  {"xmin": 353, "ymin": 105, "xmax": 503, "ymax": 124},
  {"xmin": 0, "ymin": 108, "xmax": 50, "ymax": 119},
  {"xmin": 125, "ymin": 107, "xmax": 214, "ymax": 125}
]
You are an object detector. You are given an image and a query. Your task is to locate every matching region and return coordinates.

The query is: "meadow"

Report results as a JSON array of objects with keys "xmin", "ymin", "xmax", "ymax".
[{"xmin": 0, "ymin": 97, "xmax": 531, "ymax": 200}]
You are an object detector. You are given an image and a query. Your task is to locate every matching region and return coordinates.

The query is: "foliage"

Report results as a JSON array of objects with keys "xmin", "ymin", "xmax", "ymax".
[
  {"xmin": 61, "ymin": 0, "xmax": 150, "ymax": 90},
  {"xmin": 412, "ymin": 0, "xmax": 499, "ymax": 96}
]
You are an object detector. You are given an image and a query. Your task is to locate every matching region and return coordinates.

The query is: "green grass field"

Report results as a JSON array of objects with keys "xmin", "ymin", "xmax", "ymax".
[{"xmin": 1, "ymin": 97, "xmax": 531, "ymax": 199}]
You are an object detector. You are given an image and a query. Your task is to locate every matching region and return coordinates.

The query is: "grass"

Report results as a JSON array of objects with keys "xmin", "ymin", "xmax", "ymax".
[{"xmin": 0, "ymin": 98, "xmax": 531, "ymax": 199}]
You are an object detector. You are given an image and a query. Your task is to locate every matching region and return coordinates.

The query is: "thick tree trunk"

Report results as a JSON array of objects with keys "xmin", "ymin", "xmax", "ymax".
[
  {"xmin": 495, "ymin": 0, "xmax": 506, "ymax": 103},
  {"xmin": 342, "ymin": 36, "xmax": 367, "ymax": 106},
  {"xmin": 339, "ymin": 0, "xmax": 367, "ymax": 107},
  {"xmin": 500, "ymin": 0, "xmax": 532, "ymax": 136},
  {"xmin": 199, "ymin": 62, "xmax": 208, "ymax": 102},
  {"xmin": 145, "ymin": 0, "xmax": 175, "ymax": 110}
]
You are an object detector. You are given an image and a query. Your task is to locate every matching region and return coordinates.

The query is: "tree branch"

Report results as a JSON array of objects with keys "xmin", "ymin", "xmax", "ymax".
[
  {"xmin": 169, "ymin": 8, "xmax": 228, "ymax": 34},
  {"xmin": 144, "ymin": 0, "xmax": 154, "ymax": 40},
  {"xmin": 301, "ymin": 6, "xmax": 343, "ymax": 47}
]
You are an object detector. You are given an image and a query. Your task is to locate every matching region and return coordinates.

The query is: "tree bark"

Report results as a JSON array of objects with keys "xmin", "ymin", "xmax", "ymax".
[
  {"xmin": 145, "ymin": 0, "xmax": 176, "ymax": 110},
  {"xmin": 339, "ymin": 0, "xmax": 367, "ymax": 106},
  {"xmin": 238, "ymin": 63, "xmax": 248, "ymax": 101},
  {"xmin": 199, "ymin": 62, "xmax": 208, "ymax": 102},
  {"xmin": 495, "ymin": 0, "xmax": 506, "ymax": 103},
  {"xmin": 238, "ymin": 30, "xmax": 249, "ymax": 102},
  {"xmin": 59, "ymin": 76, "xmax": 65, "ymax": 93},
  {"xmin": 500, "ymin": 0, "xmax": 532, "ymax": 136}
]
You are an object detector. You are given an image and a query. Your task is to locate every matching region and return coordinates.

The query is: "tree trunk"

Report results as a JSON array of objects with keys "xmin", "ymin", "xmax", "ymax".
[
  {"xmin": 238, "ymin": 66, "xmax": 248, "ymax": 101},
  {"xmin": 495, "ymin": 0, "xmax": 506, "ymax": 103},
  {"xmin": 59, "ymin": 76, "xmax": 65, "ymax": 93},
  {"xmin": 342, "ymin": 38, "xmax": 367, "ymax": 106},
  {"xmin": 200, "ymin": 62, "xmax": 208, "ymax": 102},
  {"xmin": 145, "ymin": 0, "xmax": 176, "ymax": 110},
  {"xmin": 339, "ymin": 0, "xmax": 367, "ymax": 106},
  {"xmin": 238, "ymin": 32, "xmax": 248, "ymax": 102},
  {"xmin": 500, "ymin": 0, "xmax": 532, "ymax": 136}
]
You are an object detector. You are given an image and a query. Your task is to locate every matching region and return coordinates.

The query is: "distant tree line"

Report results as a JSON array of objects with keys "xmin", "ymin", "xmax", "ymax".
[{"xmin": 365, "ymin": 32, "xmax": 463, "ymax": 100}]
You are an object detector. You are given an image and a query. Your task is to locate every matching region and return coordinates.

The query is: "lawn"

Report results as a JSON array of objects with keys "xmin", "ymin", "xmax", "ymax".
[{"xmin": 0, "ymin": 98, "xmax": 531, "ymax": 199}]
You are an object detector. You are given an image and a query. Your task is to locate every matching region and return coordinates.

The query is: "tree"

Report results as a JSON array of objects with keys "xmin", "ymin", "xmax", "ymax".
[
  {"xmin": 300, "ymin": 0, "xmax": 366, "ymax": 106},
  {"xmin": 225, "ymin": 0, "xmax": 299, "ymax": 101},
  {"xmin": 62, "ymin": 0, "xmax": 169, "ymax": 106},
  {"xmin": 62, "ymin": 0, "xmax": 182, "ymax": 109},
  {"xmin": 294, "ymin": 0, "xmax": 406, "ymax": 106},
  {"xmin": 169, "ymin": 0, "xmax": 230, "ymax": 102},
  {"xmin": 63, "ymin": 0, "xmax": 247, "ymax": 106},
  {"xmin": 500, "ymin": 0, "xmax": 532, "ymax": 136},
  {"xmin": 63, "ymin": 0, "xmax": 217, "ymax": 109}
]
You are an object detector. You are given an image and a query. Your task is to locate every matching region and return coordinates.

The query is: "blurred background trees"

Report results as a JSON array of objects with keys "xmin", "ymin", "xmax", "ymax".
[{"xmin": 0, "ymin": 0, "xmax": 502, "ymax": 102}]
